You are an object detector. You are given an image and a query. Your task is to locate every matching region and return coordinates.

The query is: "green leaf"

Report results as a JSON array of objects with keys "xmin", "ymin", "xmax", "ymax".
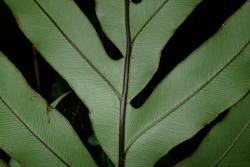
[
  {"xmin": 51, "ymin": 91, "xmax": 72, "ymax": 108},
  {"xmin": 97, "ymin": 0, "xmax": 206, "ymax": 100},
  {"xmin": 3, "ymin": 0, "xmax": 250, "ymax": 166},
  {"xmin": 176, "ymin": 92, "xmax": 250, "ymax": 167},
  {"xmin": 0, "ymin": 52, "xmax": 96, "ymax": 167},
  {"xmin": 2, "ymin": 0, "xmax": 204, "ymax": 163},
  {"xmin": 9, "ymin": 159, "xmax": 21, "ymax": 167},
  {"xmin": 0, "ymin": 159, "xmax": 9, "ymax": 167},
  {"xmin": 125, "ymin": 3, "xmax": 250, "ymax": 166},
  {"xmin": 3, "ymin": 0, "xmax": 122, "ymax": 162},
  {"xmin": 88, "ymin": 135, "xmax": 100, "ymax": 146}
]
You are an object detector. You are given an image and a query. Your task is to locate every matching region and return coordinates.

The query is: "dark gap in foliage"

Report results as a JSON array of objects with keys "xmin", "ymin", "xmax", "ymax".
[
  {"xmin": 131, "ymin": 0, "xmax": 247, "ymax": 108},
  {"xmin": 0, "ymin": 1, "xmax": 37, "ymax": 90},
  {"xmin": 73, "ymin": 0, "xmax": 123, "ymax": 60},
  {"xmin": 56, "ymin": 93, "xmax": 114, "ymax": 167},
  {"xmin": 0, "ymin": 1, "xmax": 71, "ymax": 103},
  {"xmin": 132, "ymin": 0, "xmax": 142, "ymax": 4},
  {"xmin": 154, "ymin": 110, "xmax": 229, "ymax": 167},
  {"xmin": 0, "ymin": 1, "xmax": 114, "ymax": 166},
  {"xmin": 0, "ymin": 149, "xmax": 10, "ymax": 164},
  {"xmin": 35, "ymin": 53, "xmax": 71, "ymax": 103}
]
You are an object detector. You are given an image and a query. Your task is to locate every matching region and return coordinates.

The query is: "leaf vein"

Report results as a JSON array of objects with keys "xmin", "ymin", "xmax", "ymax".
[
  {"xmin": 132, "ymin": 0, "xmax": 169, "ymax": 43},
  {"xmin": 125, "ymin": 40, "xmax": 250, "ymax": 152},
  {"xmin": 33, "ymin": 0, "xmax": 121, "ymax": 98},
  {"xmin": 213, "ymin": 121, "xmax": 250, "ymax": 166},
  {"xmin": 0, "ymin": 97, "xmax": 71, "ymax": 167}
]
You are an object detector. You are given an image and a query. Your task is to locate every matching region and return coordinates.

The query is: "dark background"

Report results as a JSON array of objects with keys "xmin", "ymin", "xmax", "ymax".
[{"xmin": 0, "ymin": 0, "xmax": 247, "ymax": 166}]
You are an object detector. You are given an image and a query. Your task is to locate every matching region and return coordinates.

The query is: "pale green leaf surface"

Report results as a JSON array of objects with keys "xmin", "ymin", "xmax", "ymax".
[
  {"xmin": 129, "ymin": 0, "xmax": 203, "ymax": 99},
  {"xmin": 176, "ymin": 93, "xmax": 250, "ymax": 167},
  {"xmin": 9, "ymin": 160, "xmax": 21, "ymax": 167},
  {"xmin": 96, "ymin": 0, "xmax": 126, "ymax": 54},
  {"xmin": 96, "ymin": 0, "xmax": 203, "ymax": 98},
  {"xmin": 4, "ymin": 0, "xmax": 204, "ymax": 164},
  {"xmin": 0, "ymin": 159, "xmax": 9, "ymax": 167},
  {"xmin": 125, "ymin": 3, "xmax": 250, "ymax": 167},
  {"xmin": 0, "ymin": 53, "xmax": 96, "ymax": 167},
  {"xmin": 4, "ymin": 0, "xmax": 250, "ymax": 166},
  {"xmin": 3, "ymin": 0, "xmax": 123, "ymax": 95},
  {"xmin": 3, "ymin": 0, "xmax": 121, "ymax": 162},
  {"xmin": 96, "ymin": 0, "xmax": 202, "ymax": 55},
  {"xmin": 51, "ymin": 91, "xmax": 72, "ymax": 108}
]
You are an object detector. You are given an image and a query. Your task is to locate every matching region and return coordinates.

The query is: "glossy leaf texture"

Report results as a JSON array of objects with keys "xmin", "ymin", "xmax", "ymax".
[
  {"xmin": 3, "ymin": 0, "xmax": 250, "ymax": 167},
  {"xmin": 0, "ymin": 53, "xmax": 96, "ymax": 167},
  {"xmin": 176, "ymin": 92, "xmax": 250, "ymax": 167}
]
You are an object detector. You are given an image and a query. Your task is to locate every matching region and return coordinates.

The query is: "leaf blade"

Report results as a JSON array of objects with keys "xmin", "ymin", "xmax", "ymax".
[
  {"xmin": 3, "ymin": 0, "xmax": 122, "ymax": 162},
  {"xmin": 0, "ymin": 159, "xmax": 9, "ymax": 167},
  {"xmin": 96, "ymin": 0, "xmax": 204, "ymax": 99},
  {"xmin": 125, "ymin": 2, "xmax": 250, "ymax": 166},
  {"xmin": 176, "ymin": 92, "xmax": 250, "ymax": 167},
  {"xmin": 50, "ymin": 91, "xmax": 72, "ymax": 108},
  {"xmin": 0, "ymin": 52, "xmax": 96, "ymax": 167},
  {"xmin": 9, "ymin": 159, "xmax": 21, "ymax": 167},
  {"xmin": 4, "ymin": 0, "xmax": 250, "ymax": 166}
]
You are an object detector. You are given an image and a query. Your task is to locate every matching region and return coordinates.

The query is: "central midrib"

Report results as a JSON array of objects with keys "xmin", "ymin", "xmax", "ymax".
[{"xmin": 118, "ymin": 0, "xmax": 132, "ymax": 166}]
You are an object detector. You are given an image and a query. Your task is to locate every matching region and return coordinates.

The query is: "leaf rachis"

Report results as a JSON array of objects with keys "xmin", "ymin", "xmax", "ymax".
[{"xmin": 119, "ymin": 0, "xmax": 132, "ymax": 166}]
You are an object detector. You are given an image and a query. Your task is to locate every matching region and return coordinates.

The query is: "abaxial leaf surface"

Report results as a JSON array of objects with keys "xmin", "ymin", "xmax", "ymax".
[
  {"xmin": 0, "ymin": 159, "xmax": 8, "ymax": 167},
  {"xmin": 177, "ymin": 92, "xmax": 250, "ymax": 167},
  {"xmin": 9, "ymin": 160, "xmax": 20, "ymax": 167},
  {"xmin": 125, "ymin": 3, "xmax": 250, "ymax": 166},
  {"xmin": 3, "ymin": 0, "xmax": 250, "ymax": 166},
  {"xmin": 0, "ymin": 52, "xmax": 96, "ymax": 167}
]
